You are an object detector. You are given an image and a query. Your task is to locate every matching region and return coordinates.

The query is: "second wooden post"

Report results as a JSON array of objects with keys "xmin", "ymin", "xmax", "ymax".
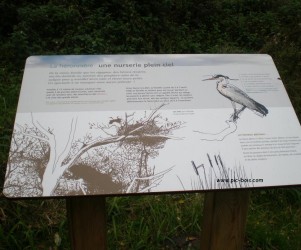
[{"xmin": 200, "ymin": 190, "xmax": 250, "ymax": 250}]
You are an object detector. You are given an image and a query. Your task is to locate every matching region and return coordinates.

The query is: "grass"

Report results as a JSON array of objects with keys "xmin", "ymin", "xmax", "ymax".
[
  {"xmin": 191, "ymin": 154, "xmax": 253, "ymax": 190},
  {"xmin": 0, "ymin": 199, "xmax": 68, "ymax": 250},
  {"xmin": 0, "ymin": 194, "xmax": 203, "ymax": 250},
  {"xmin": 247, "ymin": 189, "xmax": 301, "ymax": 250},
  {"xmin": 1, "ymin": 190, "xmax": 301, "ymax": 249},
  {"xmin": 107, "ymin": 194, "xmax": 203, "ymax": 249}
]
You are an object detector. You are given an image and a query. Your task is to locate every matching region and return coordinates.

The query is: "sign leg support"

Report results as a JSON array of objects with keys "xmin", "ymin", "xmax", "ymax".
[
  {"xmin": 200, "ymin": 190, "xmax": 250, "ymax": 250},
  {"xmin": 66, "ymin": 196, "xmax": 107, "ymax": 250}
]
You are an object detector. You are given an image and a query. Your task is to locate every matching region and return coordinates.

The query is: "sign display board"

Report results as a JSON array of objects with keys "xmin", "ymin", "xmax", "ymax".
[{"xmin": 4, "ymin": 54, "xmax": 301, "ymax": 198}]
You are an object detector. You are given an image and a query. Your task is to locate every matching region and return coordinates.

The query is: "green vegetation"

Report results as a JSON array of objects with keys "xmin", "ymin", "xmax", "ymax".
[{"xmin": 0, "ymin": 0, "xmax": 301, "ymax": 249}]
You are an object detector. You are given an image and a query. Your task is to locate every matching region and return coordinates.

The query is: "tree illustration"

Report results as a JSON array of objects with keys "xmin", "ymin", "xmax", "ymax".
[{"xmin": 4, "ymin": 104, "xmax": 183, "ymax": 197}]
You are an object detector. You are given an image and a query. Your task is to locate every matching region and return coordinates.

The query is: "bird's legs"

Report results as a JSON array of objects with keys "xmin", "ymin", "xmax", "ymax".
[
  {"xmin": 235, "ymin": 106, "xmax": 246, "ymax": 119},
  {"xmin": 230, "ymin": 101, "xmax": 246, "ymax": 122},
  {"xmin": 230, "ymin": 101, "xmax": 238, "ymax": 121}
]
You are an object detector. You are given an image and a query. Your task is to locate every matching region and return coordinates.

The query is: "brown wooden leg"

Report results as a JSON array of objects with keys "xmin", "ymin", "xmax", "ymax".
[
  {"xmin": 200, "ymin": 190, "xmax": 250, "ymax": 250},
  {"xmin": 66, "ymin": 196, "xmax": 107, "ymax": 250}
]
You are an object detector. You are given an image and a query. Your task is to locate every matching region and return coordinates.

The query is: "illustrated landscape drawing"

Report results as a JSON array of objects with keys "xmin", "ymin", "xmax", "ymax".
[{"xmin": 5, "ymin": 105, "xmax": 182, "ymax": 197}]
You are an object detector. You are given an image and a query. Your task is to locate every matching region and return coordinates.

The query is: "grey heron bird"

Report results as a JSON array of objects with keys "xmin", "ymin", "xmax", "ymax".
[{"xmin": 203, "ymin": 74, "xmax": 268, "ymax": 121}]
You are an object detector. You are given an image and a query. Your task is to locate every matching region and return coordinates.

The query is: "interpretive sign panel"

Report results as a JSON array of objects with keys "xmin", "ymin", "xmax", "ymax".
[{"xmin": 4, "ymin": 54, "xmax": 301, "ymax": 197}]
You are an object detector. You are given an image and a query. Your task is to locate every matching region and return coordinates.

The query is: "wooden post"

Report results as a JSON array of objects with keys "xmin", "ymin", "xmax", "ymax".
[
  {"xmin": 200, "ymin": 190, "xmax": 250, "ymax": 250},
  {"xmin": 66, "ymin": 196, "xmax": 107, "ymax": 250}
]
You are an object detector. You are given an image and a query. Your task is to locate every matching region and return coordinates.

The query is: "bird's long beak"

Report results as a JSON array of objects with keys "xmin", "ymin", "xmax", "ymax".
[
  {"xmin": 202, "ymin": 77, "xmax": 239, "ymax": 81},
  {"xmin": 202, "ymin": 77, "xmax": 216, "ymax": 81}
]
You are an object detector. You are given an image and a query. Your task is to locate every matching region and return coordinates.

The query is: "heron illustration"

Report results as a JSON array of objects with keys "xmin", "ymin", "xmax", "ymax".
[{"xmin": 203, "ymin": 74, "xmax": 268, "ymax": 122}]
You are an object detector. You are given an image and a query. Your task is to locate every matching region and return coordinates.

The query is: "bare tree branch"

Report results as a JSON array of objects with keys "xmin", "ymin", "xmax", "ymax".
[
  {"xmin": 64, "ymin": 133, "xmax": 179, "ymax": 170},
  {"xmin": 56, "ymin": 117, "xmax": 77, "ymax": 168},
  {"xmin": 126, "ymin": 166, "xmax": 174, "ymax": 193},
  {"xmin": 144, "ymin": 104, "xmax": 166, "ymax": 123}
]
